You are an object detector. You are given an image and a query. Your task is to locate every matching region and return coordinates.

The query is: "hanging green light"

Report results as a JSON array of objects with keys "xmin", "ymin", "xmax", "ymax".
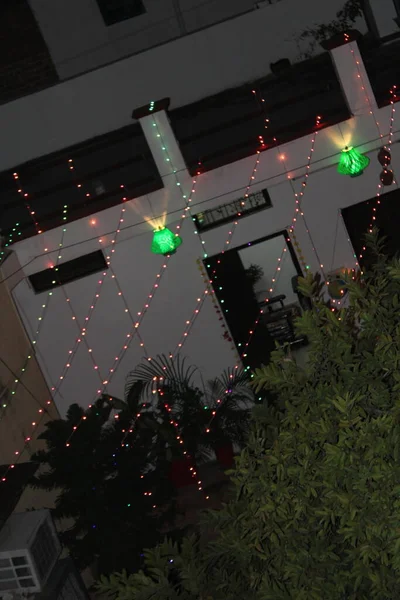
[
  {"xmin": 337, "ymin": 146, "xmax": 370, "ymax": 177},
  {"xmin": 151, "ymin": 227, "xmax": 182, "ymax": 255}
]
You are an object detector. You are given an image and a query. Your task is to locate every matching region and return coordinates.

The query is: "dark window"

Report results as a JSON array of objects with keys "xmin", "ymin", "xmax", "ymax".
[
  {"xmin": 96, "ymin": 0, "xmax": 146, "ymax": 25},
  {"xmin": 194, "ymin": 189, "xmax": 272, "ymax": 232},
  {"xmin": 15, "ymin": 567, "xmax": 31, "ymax": 577},
  {"xmin": 29, "ymin": 250, "xmax": 108, "ymax": 294},
  {"xmin": 11, "ymin": 557, "xmax": 27, "ymax": 567},
  {"xmin": 19, "ymin": 577, "xmax": 35, "ymax": 587}
]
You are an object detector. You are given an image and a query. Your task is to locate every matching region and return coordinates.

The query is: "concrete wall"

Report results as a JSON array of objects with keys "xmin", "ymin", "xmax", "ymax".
[
  {"xmin": 368, "ymin": 0, "xmax": 399, "ymax": 37},
  {"xmin": 7, "ymin": 41, "xmax": 400, "ymax": 419},
  {"xmin": 27, "ymin": 0, "xmax": 352, "ymax": 81},
  {"xmin": 0, "ymin": 0, "xmax": 367, "ymax": 171}
]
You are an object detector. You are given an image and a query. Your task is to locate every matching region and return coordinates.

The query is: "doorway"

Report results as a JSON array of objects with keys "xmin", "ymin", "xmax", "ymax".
[
  {"xmin": 204, "ymin": 230, "xmax": 304, "ymax": 370},
  {"xmin": 342, "ymin": 187, "xmax": 400, "ymax": 269}
]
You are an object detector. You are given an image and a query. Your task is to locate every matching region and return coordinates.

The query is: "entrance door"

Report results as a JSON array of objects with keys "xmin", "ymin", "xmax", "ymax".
[
  {"xmin": 342, "ymin": 187, "xmax": 400, "ymax": 269},
  {"xmin": 205, "ymin": 250, "xmax": 274, "ymax": 370},
  {"xmin": 204, "ymin": 230, "xmax": 303, "ymax": 370}
]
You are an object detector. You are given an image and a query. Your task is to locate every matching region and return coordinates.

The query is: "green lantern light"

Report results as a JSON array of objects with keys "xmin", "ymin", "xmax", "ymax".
[
  {"xmin": 151, "ymin": 227, "xmax": 182, "ymax": 255},
  {"xmin": 337, "ymin": 146, "xmax": 370, "ymax": 177}
]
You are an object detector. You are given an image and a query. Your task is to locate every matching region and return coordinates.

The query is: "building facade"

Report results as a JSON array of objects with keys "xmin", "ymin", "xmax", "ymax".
[{"xmin": 0, "ymin": 0, "xmax": 399, "ymax": 447}]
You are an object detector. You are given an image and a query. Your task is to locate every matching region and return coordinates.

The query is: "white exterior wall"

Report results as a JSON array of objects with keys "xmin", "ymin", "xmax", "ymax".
[
  {"xmin": 368, "ymin": 0, "xmax": 399, "ymax": 37},
  {"xmin": 8, "ymin": 39, "xmax": 400, "ymax": 418},
  {"xmin": 27, "ymin": 0, "xmax": 364, "ymax": 81},
  {"xmin": 0, "ymin": 0, "xmax": 368, "ymax": 171}
]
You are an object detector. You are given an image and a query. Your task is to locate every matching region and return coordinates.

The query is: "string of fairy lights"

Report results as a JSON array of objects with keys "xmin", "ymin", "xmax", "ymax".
[
  {"xmin": 0, "ymin": 172, "xmax": 71, "ymax": 480},
  {"xmin": 74, "ymin": 69, "xmax": 400, "ymax": 473},
  {"xmin": 60, "ymin": 138, "xmax": 204, "ymax": 484},
  {"xmin": 174, "ymin": 114, "xmax": 321, "ymax": 377},
  {"xmin": 105, "ymin": 114, "xmax": 261, "ymax": 498},
  {"xmin": 140, "ymin": 61, "xmax": 400, "ymax": 457},
  {"xmin": 70, "ymin": 112, "xmax": 264, "ymax": 500},
  {"xmin": 109, "ymin": 116, "xmax": 265, "ymax": 497},
  {"xmin": 345, "ymin": 39, "xmax": 398, "ymax": 264},
  {"xmin": 0, "ymin": 173, "xmax": 68, "ymax": 425},
  {"xmin": 183, "ymin": 60, "xmax": 399, "ymax": 434},
  {"xmin": 2, "ymin": 45, "xmax": 400, "ymax": 486},
  {"xmin": 1, "ymin": 162, "xmax": 196, "ymax": 479},
  {"xmin": 145, "ymin": 105, "xmax": 320, "ymax": 452},
  {"xmin": 147, "ymin": 114, "xmax": 262, "ymax": 360}
]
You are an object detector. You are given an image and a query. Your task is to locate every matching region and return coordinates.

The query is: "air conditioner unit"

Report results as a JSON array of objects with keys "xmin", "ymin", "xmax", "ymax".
[{"xmin": 0, "ymin": 510, "xmax": 61, "ymax": 596}]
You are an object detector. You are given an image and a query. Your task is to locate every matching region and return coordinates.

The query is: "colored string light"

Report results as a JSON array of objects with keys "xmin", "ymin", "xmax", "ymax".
[
  {"xmin": 147, "ymin": 120, "xmax": 263, "ymax": 358},
  {"xmin": 181, "ymin": 114, "xmax": 321, "ymax": 375},
  {"xmin": 62, "ymin": 158, "xmax": 201, "ymax": 448},
  {"xmin": 1, "ymin": 166, "xmax": 137, "ymax": 479},
  {"xmin": 0, "ymin": 172, "xmax": 71, "ymax": 481},
  {"xmin": 99, "ymin": 117, "xmax": 216, "ymax": 499},
  {"xmin": 357, "ymin": 88, "xmax": 398, "ymax": 264},
  {"xmin": 239, "ymin": 123, "xmax": 321, "ymax": 362},
  {"xmin": 48, "ymin": 162, "xmax": 129, "ymax": 401},
  {"xmin": 0, "ymin": 176, "xmax": 68, "ymax": 420},
  {"xmin": 347, "ymin": 44, "xmax": 399, "ymax": 236},
  {"xmin": 347, "ymin": 39, "xmax": 383, "ymax": 137},
  {"xmin": 201, "ymin": 119, "xmax": 323, "ymax": 436},
  {"xmin": 107, "ymin": 120, "xmax": 209, "ymax": 498}
]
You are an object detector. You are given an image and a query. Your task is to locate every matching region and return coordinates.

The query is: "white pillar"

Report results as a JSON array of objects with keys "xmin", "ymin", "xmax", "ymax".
[
  {"xmin": 330, "ymin": 41, "xmax": 377, "ymax": 116},
  {"xmin": 139, "ymin": 110, "xmax": 187, "ymax": 179}
]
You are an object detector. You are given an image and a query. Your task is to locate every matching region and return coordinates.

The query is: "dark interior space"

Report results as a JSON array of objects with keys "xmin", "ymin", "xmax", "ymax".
[
  {"xmin": 204, "ymin": 231, "xmax": 306, "ymax": 371},
  {"xmin": 359, "ymin": 37, "xmax": 400, "ymax": 107},
  {"xmin": 342, "ymin": 187, "xmax": 400, "ymax": 268}
]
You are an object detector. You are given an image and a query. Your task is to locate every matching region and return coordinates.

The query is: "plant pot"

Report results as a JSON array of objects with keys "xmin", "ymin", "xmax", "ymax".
[
  {"xmin": 216, "ymin": 443, "xmax": 234, "ymax": 468},
  {"xmin": 320, "ymin": 29, "xmax": 361, "ymax": 50}
]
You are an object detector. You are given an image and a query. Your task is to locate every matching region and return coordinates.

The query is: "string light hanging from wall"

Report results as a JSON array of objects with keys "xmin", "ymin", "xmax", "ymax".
[
  {"xmin": 148, "ymin": 119, "xmax": 266, "ymax": 362},
  {"xmin": 0, "ymin": 173, "xmax": 69, "ymax": 426},
  {"xmin": 197, "ymin": 115, "xmax": 325, "ymax": 437},
  {"xmin": 90, "ymin": 109, "xmax": 265, "ymax": 498},
  {"xmin": 0, "ymin": 163, "xmax": 201, "ymax": 481},
  {"xmin": 2, "ymin": 103, "xmax": 259, "ymax": 481},
  {"xmin": 346, "ymin": 43, "xmax": 398, "ymax": 239},
  {"xmin": 60, "ymin": 139, "xmax": 202, "ymax": 451}
]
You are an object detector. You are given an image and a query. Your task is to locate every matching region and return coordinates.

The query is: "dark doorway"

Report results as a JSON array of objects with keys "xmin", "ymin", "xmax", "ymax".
[
  {"xmin": 204, "ymin": 231, "xmax": 303, "ymax": 371},
  {"xmin": 342, "ymin": 187, "xmax": 400, "ymax": 269}
]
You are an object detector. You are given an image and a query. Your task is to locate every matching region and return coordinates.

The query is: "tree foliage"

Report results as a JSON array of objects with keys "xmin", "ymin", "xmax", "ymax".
[
  {"xmin": 98, "ymin": 232, "xmax": 400, "ymax": 598},
  {"xmin": 30, "ymin": 397, "xmax": 175, "ymax": 576},
  {"xmin": 31, "ymin": 360, "xmax": 253, "ymax": 576}
]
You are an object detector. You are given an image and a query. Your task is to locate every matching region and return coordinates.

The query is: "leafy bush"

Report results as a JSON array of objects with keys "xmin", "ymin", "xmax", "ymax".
[{"xmin": 98, "ymin": 233, "xmax": 400, "ymax": 599}]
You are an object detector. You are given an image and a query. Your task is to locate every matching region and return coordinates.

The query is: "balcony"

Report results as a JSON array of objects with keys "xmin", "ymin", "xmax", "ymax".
[{"xmin": 170, "ymin": 52, "xmax": 350, "ymax": 175}]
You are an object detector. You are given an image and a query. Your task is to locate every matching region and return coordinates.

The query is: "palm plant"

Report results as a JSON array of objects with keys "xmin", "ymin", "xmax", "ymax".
[{"xmin": 124, "ymin": 355, "xmax": 254, "ymax": 465}]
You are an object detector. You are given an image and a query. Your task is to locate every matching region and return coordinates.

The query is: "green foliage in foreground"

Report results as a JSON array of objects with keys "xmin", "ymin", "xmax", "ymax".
[{"xmin": 98, "ymin": 232, "xmax": 400, "ymax": 599}]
